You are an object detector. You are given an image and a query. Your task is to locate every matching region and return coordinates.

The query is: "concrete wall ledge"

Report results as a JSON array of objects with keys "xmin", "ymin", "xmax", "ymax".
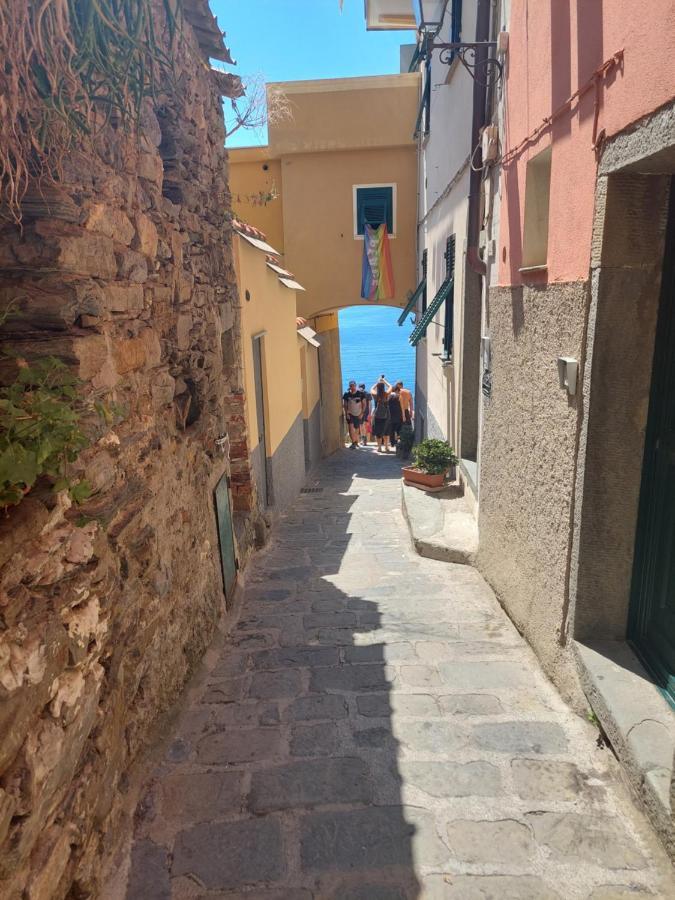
[
  {"xmin": 401, "ymin": 481, "xmax": 478, "ymax": 565},
  {"xmin": 574, "ymin": 640, "xmax": 675, "ymax": 858}
]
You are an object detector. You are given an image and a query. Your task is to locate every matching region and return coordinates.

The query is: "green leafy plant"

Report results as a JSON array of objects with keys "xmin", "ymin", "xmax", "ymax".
[
  {"xmin": 0, "ymin": 356, "xmax": 111, "ymax": 508},
  {"xmin": 412, "ymin": 438, "xmax": 458, "ymax": 475}
]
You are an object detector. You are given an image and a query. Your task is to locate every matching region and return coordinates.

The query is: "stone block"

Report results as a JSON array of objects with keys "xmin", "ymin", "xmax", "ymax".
[
  {"xmin": 151, "ymin": 371, "xmax": 175, "ymax": 408},
  {"xmin": 446, "ymin": 818, "xmax": 536, "ymax": 865},
  {"xmin": 113, "ymin": 336, "xmax": 146, "ymax": 374},
  {"xmin": 396, "ymin": 720, "xmax": 470, "ymax": 755},
  {"xmin": 38, "ymin": 226, "xmax": 117, "ymax": 278},
  {"xmin": 250, "ymin": 670, "xmax": 303, "ymax": 699},
  {"xmin": 26, "ymin": 826, "xmax": 73, "ymax": 900},
  {"xmin": 172, "ymin": 818, "xmax": 285, "ymax": 888},
  {"xmin": 438, "ymin": 660, "xmax": 528, "ymax": 689},
  {"xmin": 511, "ymin": 758, "xmax": 592, "ymax": 802},
  {"xmin": 290, "ymin": 722, "xmax": 339, "ymax": 757},
  {"xmin": 133, "ymin": 212, "xmax": 158, "ymax": 260},
  {"xmin": 310, "ymin": 665, "xmax": 390, "ymax": 693},
  {"xmin": 105, "ymin": 283, "xmax": 144, "ymax": 313},
  {"xmin": 116, "ymin": 248, "xmax": 148, "ymax": 283},
  {"xmin": 196, "ymin": 728, "xmax": 281, "ymax": 764},
  {"xmin": 421, "ymin": 874, "xmax": 562, "ymax": 899},
  {"xmin": 138, "ymin": 151, "xmax": 164, "ymax": 185},
  {"xmin": 160, "ymin": 771, "xmax": 243, "ymax": 823},
  {"xmin": 438, "ymin": 693, "xmax": 502, "ymax": 716},
  {"xmin": 472, "ymin": 721, "xmax": 568, "ymax": 755},
  {"xmin": 126, "ymin": 839, "xmax": 170, "ymax": 900},
  {"xmin": 249, "ymin": 758, "xmax": 371, "ymax": 813},
  {"xmin": 251, "ymin": 647, "xmax": 338, "ymax": 671},
  {"xmin": 85, "ymin": 203, "xmax": 135, "ymax": 245},
  {"xmin": 356, "ymin": 693, "xmax": 439, "ymax": 718},
  {"xmin": 300, "ymin": 807, "xmax": 415, "ymax": 872},
  {"xmin": 400, "ymin": 760, "xmax": 501, "ymax": 798},
  {"xmin": 288, "ymin": 694, "xmax": 348, "ymax": 721},
  {"xmin": 176, "ymin": 312, "xmax": 192, "ymax": 350},
  {"xmin": 524, "ymin": 811, "xmax": 647, "ymax": 869}
]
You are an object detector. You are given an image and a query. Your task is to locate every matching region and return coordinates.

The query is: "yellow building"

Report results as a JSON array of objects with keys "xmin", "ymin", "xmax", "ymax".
[
  {"xmin": 230, "ymin": 73, "xmax": 420, "ymax": 456},
  {"xmin": 232, "ymin": 221, "xmax": 321, "ymax": 514}
]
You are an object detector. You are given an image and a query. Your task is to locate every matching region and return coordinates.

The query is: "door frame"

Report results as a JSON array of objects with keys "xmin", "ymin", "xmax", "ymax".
[
  {"xmin": 251, "ymin": 332, "xmax": 272, "ymax": 507},
  {"xmin": 628, "ymin": 177, "xmax": 675, "ymax": 706}
]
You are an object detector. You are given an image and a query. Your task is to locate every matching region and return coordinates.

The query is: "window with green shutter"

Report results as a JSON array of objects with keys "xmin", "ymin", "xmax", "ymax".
[
  {"xmin": 443, "ymin": 235, "xmax": 456, "ymax": 359},
  {"xmin": 355, "ymin": 186, "xmax": 394, "ymax": 235}
]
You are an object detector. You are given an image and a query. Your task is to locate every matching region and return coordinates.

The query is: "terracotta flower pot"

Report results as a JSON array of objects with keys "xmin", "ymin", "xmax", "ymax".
[{"xmin": 402, "ymin": 466, "xmax": 447, "ymax": 489}]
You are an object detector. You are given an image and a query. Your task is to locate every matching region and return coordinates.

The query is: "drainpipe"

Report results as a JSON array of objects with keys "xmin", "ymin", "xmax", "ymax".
[{"xmin": 467, "ymin": 0, "xmax": 491, "ymax": 275}]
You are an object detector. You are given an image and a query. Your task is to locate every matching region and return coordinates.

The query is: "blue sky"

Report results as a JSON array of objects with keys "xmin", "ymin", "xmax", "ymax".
[{"xmin": 210, "ymin": 0, "xmax": 412, "ymax": 146}]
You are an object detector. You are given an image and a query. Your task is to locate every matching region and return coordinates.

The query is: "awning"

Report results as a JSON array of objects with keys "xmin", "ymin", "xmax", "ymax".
[
  {"xmin": 298, "ymin": 325, "xmax": 320, "ymax": 348},
  {"xmin": 279, "ymin": 276, "xmax": 306, "ymax": 291},
  {"xmin": 235, "ymin": 230, "xmax": 281, "ymax": 255},
  {"xmin": 266, "ymin": 261, "xmax": 293, "ymax": 277},
  {"xmin": 398, "ymin": 277, "xmax": 426, "ymax": 325},
  {"xmin": 409, "ymin": 277, "xmax": 454, "ymax": 346}
]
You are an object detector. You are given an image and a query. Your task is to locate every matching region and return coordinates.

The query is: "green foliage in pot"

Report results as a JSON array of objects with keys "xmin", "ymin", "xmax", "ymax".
[
  {"xmin": 396, "ymin": 420, "xmax": 415, "ymax": 459},
  {"xmin": 412, "ymin": 438, "xmax": 458, "ymax": 475},
  {"xmin": 0, "ymin": 356, "xmax": 115, "ymax": 508}
]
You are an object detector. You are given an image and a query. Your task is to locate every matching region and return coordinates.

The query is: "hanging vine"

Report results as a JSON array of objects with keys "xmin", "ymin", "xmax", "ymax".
[{"xmin": 0, "ymin": 0, "xmax": 183, "ymax": 221}]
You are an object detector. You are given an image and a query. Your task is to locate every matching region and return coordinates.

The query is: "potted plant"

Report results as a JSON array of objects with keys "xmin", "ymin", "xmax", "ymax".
[
  {"xmin": 402, "ymin": 438, "xmax": 458, "ymax": 490},
  {"xmin": 396, "ymin": 420, "xmax": 415, "ymax": 460}
]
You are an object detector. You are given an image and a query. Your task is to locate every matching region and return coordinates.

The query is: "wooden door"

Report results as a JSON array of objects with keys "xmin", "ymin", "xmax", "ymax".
[
  {"xmin": 214, "ymin": 473, "xmax": 237, "ymax": 600},
  {"xmin": 630, "ymin": 180, "xmax": 675, "ymax": 706}
]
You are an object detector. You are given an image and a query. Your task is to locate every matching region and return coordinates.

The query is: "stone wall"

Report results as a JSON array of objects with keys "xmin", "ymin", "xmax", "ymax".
[{"xmin": 0, "ymin": 5, "xmax": 256, "ymax": 896}]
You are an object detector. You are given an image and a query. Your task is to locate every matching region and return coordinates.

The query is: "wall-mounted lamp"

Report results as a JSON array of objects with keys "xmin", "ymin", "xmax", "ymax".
[{"xmin": 557, "ymin": 357, "xmax": 578, "ymax": 396}]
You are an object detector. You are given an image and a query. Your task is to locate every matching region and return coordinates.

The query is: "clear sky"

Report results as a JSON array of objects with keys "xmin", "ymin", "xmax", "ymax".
[{"xmin": 210, "ymin": 0, "xmax": 412, "ymax": 146}]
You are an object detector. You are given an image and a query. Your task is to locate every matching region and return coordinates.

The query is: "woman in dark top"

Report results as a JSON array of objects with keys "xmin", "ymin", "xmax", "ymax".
[
  {"xmin": 388, "ymin": 386, "xmax": 403, "ymax": 449},
  {"xmin": 370, "ymin": 379, "xmax": 391, "ymax": 453}
]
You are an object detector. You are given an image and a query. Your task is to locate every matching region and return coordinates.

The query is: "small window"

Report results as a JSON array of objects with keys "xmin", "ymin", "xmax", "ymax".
[
  {"xmin": 354, "ymin": 185, "xmax": 395, "ymax": 237},
  {"xmin": 521, "ymin": 146, "xmax": 552, "ymax": 270},
  {"xmin": 443, "ymin": 235, "xmax": 456, "ymax": 359}
]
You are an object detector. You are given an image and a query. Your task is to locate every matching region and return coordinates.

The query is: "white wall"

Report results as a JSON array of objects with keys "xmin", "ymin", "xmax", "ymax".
[{"xmin": 415, "ymin": 0, "xmax": 477, "ymax": 450}]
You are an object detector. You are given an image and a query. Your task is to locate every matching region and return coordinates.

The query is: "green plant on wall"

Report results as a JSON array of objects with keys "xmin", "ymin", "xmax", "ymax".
[
  {"xmin": 0, "ymin": 356, "xmax": 113, "ymax": 508},
  {"xmin": 0, "ymin": 0, "xmax": 183, "ymax": 220},
  {"xmin": 412, "ymin": 438, "xmax": 458, "ymax": 475}
]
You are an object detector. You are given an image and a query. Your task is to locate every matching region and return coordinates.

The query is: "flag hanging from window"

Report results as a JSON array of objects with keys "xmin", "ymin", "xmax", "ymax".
[{"xmin": 361, "ymin": 223, "xmax": 395, "ymax": 301}]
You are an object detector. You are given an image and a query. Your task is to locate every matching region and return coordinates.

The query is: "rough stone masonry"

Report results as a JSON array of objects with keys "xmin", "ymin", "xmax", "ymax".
[{"xmin": 0, "ymin": 3, "xmax": 258, "ymax": 896}]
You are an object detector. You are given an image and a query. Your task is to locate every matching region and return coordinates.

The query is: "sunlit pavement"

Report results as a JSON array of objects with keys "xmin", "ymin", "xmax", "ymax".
[{"xmin": 123, "ymin": 449, "xmax": 675, "ymax": 899}]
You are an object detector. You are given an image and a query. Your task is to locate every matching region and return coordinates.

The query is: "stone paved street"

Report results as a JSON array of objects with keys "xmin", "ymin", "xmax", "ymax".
[{"xmin": 123, "ymin": 450, "xmax": 675, "ymax": 899}]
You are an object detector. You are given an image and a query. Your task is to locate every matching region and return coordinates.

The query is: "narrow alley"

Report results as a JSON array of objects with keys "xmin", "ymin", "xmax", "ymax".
[{"xmin": 121, "ymin": 451, "xmax": 674, "ymax": 899}]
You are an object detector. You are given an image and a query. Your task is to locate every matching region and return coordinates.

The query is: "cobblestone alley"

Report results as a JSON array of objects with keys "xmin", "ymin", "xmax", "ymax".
[{"xmin": 120, "ymin": 450, "xmax": 675, "ymax": 899}]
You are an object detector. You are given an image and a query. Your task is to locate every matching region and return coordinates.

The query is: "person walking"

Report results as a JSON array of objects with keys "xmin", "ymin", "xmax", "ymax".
[
  {"xmin": 358, "ymin": 383, "xmax": 370, "ymax": 446},
  {"xmin": 395, "ymin": 380, "xmax": 414, "ymax": 424},
  {"xmin": 370, "ymin": 378, "xmax": 391, "ymax": 452},
  {"xmin": 388, "ymin": 385, "xmax": 404, "ymax": 449},
  {"xmin": 342, "ymin": 380, "xmax": 367, "ymax": 449}
]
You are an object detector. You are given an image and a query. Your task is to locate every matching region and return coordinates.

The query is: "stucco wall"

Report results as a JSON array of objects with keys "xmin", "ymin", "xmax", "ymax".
[
  {"xmin": 499, "ymin": 0, "xmax": 675, "ymax": 285},
  {"xmin": 281, "ymin": 146, "xmax": 417, "ymax": 319},
  {"xmin": 268, "ymin": 412, "xmax": 306, "ymax": 512},
  {"xmin": 314, "ymin": 315, "xmax": 343, "ymax": 457},
  {"xmin": 477, "ymin": 281, "xmax": 588, "ymax": 702},
  {"xmin": 229, "ymin": 149, "xmax": 285, "ymax": 254},
  {"xmin": 236, "ymin": 238, "xmax": 303, "ymax": 458}
]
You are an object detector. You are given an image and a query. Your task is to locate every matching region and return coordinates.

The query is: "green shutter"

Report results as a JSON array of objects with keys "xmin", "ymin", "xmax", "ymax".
[
  {"xmin": 398, "ymin": 278, "xmax": 426, "ymax": 325},
  {"xmin": 409, "ymin": 278, "xmax": 454, "ymax": 346},
  {"xmin": 356, "ymin": 187, "xmax": 393, "ymax": 234}
]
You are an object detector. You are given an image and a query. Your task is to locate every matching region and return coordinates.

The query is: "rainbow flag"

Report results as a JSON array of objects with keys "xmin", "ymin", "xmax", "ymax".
[{"xmin": 361, "ymin": 223, "xmax": 395, "ymax": 301}]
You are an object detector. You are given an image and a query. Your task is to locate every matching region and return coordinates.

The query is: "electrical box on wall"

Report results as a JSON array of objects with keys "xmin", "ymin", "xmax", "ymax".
[{"xmin": 558, "ymin": 357, "xmax": 578, "ymax": 396}]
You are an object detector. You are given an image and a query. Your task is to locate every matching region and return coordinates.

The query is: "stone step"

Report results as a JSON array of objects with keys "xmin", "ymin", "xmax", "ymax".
[{"xmin": 401, "ymin": 479, "xmax": 478, "ymax": 564}]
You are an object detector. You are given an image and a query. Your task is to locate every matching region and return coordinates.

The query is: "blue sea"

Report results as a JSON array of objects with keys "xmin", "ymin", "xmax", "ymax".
[{"xmin": 339, "ymin": 306, "xmax": 416, "ymax": 394}]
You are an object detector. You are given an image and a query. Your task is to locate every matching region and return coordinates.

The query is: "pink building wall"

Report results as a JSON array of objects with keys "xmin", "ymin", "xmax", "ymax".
[{"xmin": 499, "ymin": 0, "xmax": 675, "ymax": 286}]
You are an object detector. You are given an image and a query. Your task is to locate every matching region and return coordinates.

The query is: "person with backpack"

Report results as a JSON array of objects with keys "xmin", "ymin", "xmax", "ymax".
[
  {"xmin": 370, "ymin": 377, "xmax": 392, "ymax": 453},
  {"xmin": 387, "ymin": 385, "xmax": 404, "ymax": 449}
]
